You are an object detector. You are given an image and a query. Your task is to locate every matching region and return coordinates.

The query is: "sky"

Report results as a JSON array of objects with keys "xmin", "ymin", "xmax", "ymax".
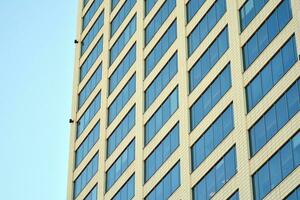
[{"xmin": 0, "ymin": 1, "xmax": 77, "ymax": 199}]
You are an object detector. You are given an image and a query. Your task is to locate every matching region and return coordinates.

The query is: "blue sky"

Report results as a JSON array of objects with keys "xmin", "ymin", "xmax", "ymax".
[{"xmin": 0, "ymin": 1, "xmax": 77, "ymax": 199}]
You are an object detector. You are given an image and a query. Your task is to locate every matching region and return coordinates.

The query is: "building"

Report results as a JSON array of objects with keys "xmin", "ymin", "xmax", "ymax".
[{"xmin": 67, "ymin": 0, "xmax": 300, "ymax": 199}]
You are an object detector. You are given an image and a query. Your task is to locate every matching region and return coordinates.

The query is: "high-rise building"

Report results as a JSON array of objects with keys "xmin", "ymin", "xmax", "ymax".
[{"xmin": 67, "ymin": 0, "xmax": 300, "ymax": 199}]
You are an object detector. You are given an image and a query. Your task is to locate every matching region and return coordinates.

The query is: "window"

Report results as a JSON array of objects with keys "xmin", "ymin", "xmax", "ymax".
[
  {"xmin": 83, "ymin": 0, "xmax": 90, "ymax": 7},
  {"xmin": 109, "ymin": 44, "xmax": 136, "ymax": 94},
  {"xmin": 240, "ymin": 0, "xmax": 268, "ymax": 31},
  {"xmin": 112, "ymin": 175, "xmax": 135, "ymax": 200},
  {"xmin": 145, "ymin": 20, "xmax": 177, "ymax": 77},
  {"xmin": 193, "ymin": 147, "xmax": 237, "ymax": 200},
  {"xmin": 145, "ymin": 0, "xmax": 158, "ymax": 15},
  {"xmin": 81, "ymin": 11, "xmax": 104, "ymax": 55},
  {"xmin": 111, "ymin": 0, "xmax": 136, "ymax": 37},
  {"xmin": 145, "ymin": 53, "xmax": 178, "ymax": 110},
  {"xmin": 252, "ymin": 131, "xmax": 300, "ymax": 200},
  {"xmin": 111, "ymin": 0, "xmax": 120, "ymax": 11},
  {"xmin": 79, "ymin": 65, "xmax": 102, "ymax": 109},
  {"xmin": 74, "ymin": 153, "xmax": 99, "ymax": 199},
  {"xmin": 192, "ymin": 105, "xmax": 234, "ymax": 170},
  {"xmin": 145, "ymin": 0, "xmax": 176, "ymax": 44},
  {"xmin": 77, "ymin": 93, "xmax": 101, "ymax": 138},
  {"xmin": 75, "ymin": 122, "xmax": 100, "ymax": 167},
  {"xmin": 242, "ymin": 0, "xmax": 292, "ymax": 70},
  {"xmin": 80, "ymin": 37, "xmax": 103, "ymax": 81},
  {"xmin": 145, "ymin": 162, "xmax": 181, "ymax": 200},
  {"xmin": 249, "ymin": 79, "xmax": 300, "ymax": 156},
  {"xmin": 186, "ymin": 0, "xmax": 205, "ymax": 22},
  {"xmin": 82, "ymin": 0, "xmax": 103, "ymax": 30},
  {"xmin": 187, "ymin": 0, "xmax": 226, "ymax": 56},
  {"xmin": 145, "ymin": 123, "xmax": 179, "ymax": 182},
  {"xmin": 83, "ymin": 184, "xmax": 97, "ymax": 200},
  {"xmin": 106, "ymin": 140, "xmax": 135, "ymax": 191},
  {"xmin": 189, "ymin": 27, "xmax": 229, "ymax": 92},
  {"xmin": 190, "ymin": 64, "xmax": 232, "ymax": 130},
  {"xmin": 107, "ymin": 106, "xmax": 135, "ymax": 157},
  {"xmin": 145, "ymin": 87, "xmax": 178, "ymax": 145},
  {"xmin": 108, "ymin": 75, "xmax": 136, "ymax": 125},
  {"xmin": 110, "ymin": 15, "xmax": 136, "ymax": 65}
]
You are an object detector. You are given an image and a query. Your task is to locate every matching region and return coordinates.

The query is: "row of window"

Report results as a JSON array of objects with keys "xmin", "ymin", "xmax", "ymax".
[
  {"xmin": 191, "ymin": 104, "xmax": 234, "ymax": 171},
  {"xmin": 145, "ymin": 20, "xmax": 177, "ymax": 77},
  {"xmin": 111, "ymin": 0, "xmax": 136, "ymax": 37},
  {"xmin": 249, "ymin": 78, "xmax": 300, "ymax": 156},
  {"xmin": 246, "ymin": 36, "xmax": 297, "ymax": 111},
  {"xmin": 112, "ymin": 174, "xmax": 135, "ymax": 200},
  {"xmin": 75, "ymin": 122, "xmax": 100, "ymax": 167},
  {"xmin": 80, "ymin": 38, "xmax": 103, "ymax": 82},
  {"xmin": 188, "ymin": 0, "xmax": 226, "ymax": 56},
  {"xmin": 106, "ymin": 140, "xmax": 135, "ymax": 191},
  {"xmin": 83, "ymin": 0, "xmax": 90, "ymax": 8},
  {"xmin": 252, "ymin": 132, "xmax": 300, "ymax": 200},
  {"xmin": 242, "ymin": 0, "xmax": 292, "ymax": 70},
  {"xmin": 285, "ymin": 187, "xmax": 300, "ymax": 200},
  {"xmin": 81, "ymin": 11, "xmax": 104, "ymax": 55},
  {"xmin": 108, "ymin": 74, "xmax": 136, "ymax": 125},
  {"xmin": 82, "ymin": 0, "xmax": 103, "ymax": 30},
  {"xmin": 189, "ymin": 27, "xmax": 229, "ymax": 92},
  {"xmin": 145, "ymin": 0, "xmax": 176, "ymax": 45},
  {"xmin": 77, "ymin": 92, "xmax": 101, "ymax": 138},
  {"xmin": 145, "ymin": 162, "xmax": 181, "ymax": 200},
  {"xmin": 190, "ymin": 64, "xmax": 232, "ymax": 130},
  {"xmin": 193, "ymin": 147, "xmax": 237, "ymax": 200},
  {"xmin": 145, "ymin": 0, "xmax": 157, "ymax": 15},
  {"xmin": 83, "ymin": 184, "xmax": 97, "ymax": 200},
  {"xmin": 110, "ymin": 15, "xmax": 136, "ymax": 65},
  {"xmin": 79, "ymin": 65, "xmax": 102, "ymax": 109},
  {"xmin": 186, "ymin": 0, "xmax": 205, "ymax": 22},
  {"xmin": 145, "ymin": 52, "xmax": 178, "ymax": 110},
  {"xmin": 145, "ymin": 87, "xmax": 178, "ymax": 145},
  {"xmin": 107, "ymin": 106, "xmax": 135, "ymax": 158},
  {"xmin": 109, "ymin": 44, "xmax": 136, "ymax": 94},
  {"xmin": 74, "ymin": 153, "xmax": 99, "ymax": 199},
  {"xmin": 239, "ymin": 0, "xmax": 268, "ymax": 31},
  {"xmin": 145, "ymin": 123, "xmax": 179, "ymax": 182}
]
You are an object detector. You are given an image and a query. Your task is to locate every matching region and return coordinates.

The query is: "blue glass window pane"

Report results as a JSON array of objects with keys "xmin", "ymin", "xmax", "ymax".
[
  {"xmin": 280, "ymin": 141, "xmax": 294, "ymax": 177},
  {"xmin": 275, "ymin": 95, "xmax": 289, "ymax": 129},
  {"xmin": 269, "ymin": 153, "xmax": 282, "ymax": 189},
  {"xmin": 293, "ymin": 134, "xmax": 300, "ymax": 166}
]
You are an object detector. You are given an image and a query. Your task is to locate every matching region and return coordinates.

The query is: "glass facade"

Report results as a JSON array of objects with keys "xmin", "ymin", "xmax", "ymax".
[
  {"xmin": 252, "ymin": 132, "xmax": 300, "ymax": 200},
  {"xmin": 83, "ymin": 184, "xmax": 98, "ymax": 200},
  {"xmin": 242, "ymin": 0, "xmax": 292, "ymax": 70},
  {"xmin": 249, "ymin": 79, "xmax": 300, "ymax": 156},
  {"xmin": 108, "ymin": 74, "xmax": 136, "ymax": 125},
  {"xmin": 145, "ymin": 0, "xmax": 158, "ymax": 15},
  {"xmin": 193, "ymin": 147, "xmax": 237, "ymax": 200},
  {"xmin": 112, "ymin": 175, "xmax": 135, "ymax": 200},
  {"xmin": 145, "ymin": 162, "xmax": 181, "ymax": 200},
  {"xmin": 246, "ymin": 36, "xmax": 298, "ymax": 111},
  {"xmin": 145, "ymin": 0, "xmax": 176, "ymax": 45},
  {"xmin": 145, "ymin": 87, "xmax": 178, "ymax": 145},
  {"xmin": 106, "ymin": 140, "xmax": 135, "ymax": 191},
  {"xmin": 107, "ymin": 106, "xmax": 135, "ymax": 157},
  {"xmin": 191, "ymin": 104, "xmax": 234, "ymax": 171},
  {"xmin": 187, "ymin": 0, "xmax": 226, "ymax": 56},
  {"xmin": 189, "ymin": 27, "xmax": 229, "ymax": 92},
  {"xmin": 145, "ymin": 20, "xmax": 177, "ymax": 77},
  {"xmin": 74, "ymin": 153, "xmax": 99, "ymax": 199},
  {"xmin": 82, "ymin": 0, "xmax": 103, "ymax": 30},
  {"xmin": 190, "ymin": 64, "xmax": 232, "ymax": 130},
  {"xmin": 145, "ymin": 52, "xmax": 178, "ymax": 110},
  {"xmin": 145, "ymin": 123, "xmax": 179, "ymax": 182}
]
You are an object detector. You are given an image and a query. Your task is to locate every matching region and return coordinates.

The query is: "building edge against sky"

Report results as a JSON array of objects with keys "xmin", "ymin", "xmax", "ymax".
[{"xmin": 67, "ymin": 0, "xmax": 300, "ymax": 200}]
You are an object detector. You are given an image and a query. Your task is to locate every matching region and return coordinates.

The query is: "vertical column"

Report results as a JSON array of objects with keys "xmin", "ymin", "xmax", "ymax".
[
  {"xmin": 227, "ymin": 0, "xmax": 253, "ymax": 199},
  {"xmin": 135, "ymin": 0, "xmax": 145, "ymax": 199},
  {"xmin": 98, "ymin": 0, "xmax": 111, "ymax": 199},
  {"xmin": 176, "ymin": 1, "xmax": 192, "ymax": 199},
  {"xmin": 67, "ymin": 0, "xmax": 84, "ymax": 199}
]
